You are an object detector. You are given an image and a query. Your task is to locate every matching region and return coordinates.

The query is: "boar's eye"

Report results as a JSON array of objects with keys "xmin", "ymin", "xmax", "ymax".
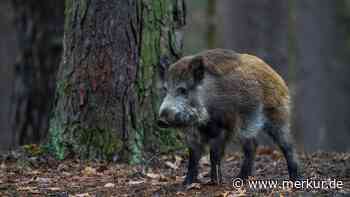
[{"xmin": 176, "ymin": 87, "xmax": 188, "ymax": 96}]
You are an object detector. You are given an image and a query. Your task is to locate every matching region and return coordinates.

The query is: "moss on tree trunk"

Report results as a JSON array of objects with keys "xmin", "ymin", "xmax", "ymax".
[{"xmin": 48, "ymin": 0, "xmax": 185, "ymax": 161}]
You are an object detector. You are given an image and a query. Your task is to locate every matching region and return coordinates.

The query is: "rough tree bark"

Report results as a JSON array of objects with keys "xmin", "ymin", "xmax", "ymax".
[
  {"xmin": 10, "ymin": 0, "xmax": 64, "ymax": 146},
  {"xmin": 49, "ymin": 0, "xmax": 185, "ymax": 161}
]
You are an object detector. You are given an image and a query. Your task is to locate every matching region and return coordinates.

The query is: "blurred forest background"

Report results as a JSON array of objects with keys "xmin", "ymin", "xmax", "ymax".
[{"xmin": 0, "ymin": 0, "xmax": 350, "ymax": 157}]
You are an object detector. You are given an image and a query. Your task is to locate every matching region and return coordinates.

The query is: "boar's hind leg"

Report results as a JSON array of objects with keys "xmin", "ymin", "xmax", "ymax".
[
  {"xmin": 237, "ymin": 137, "xmax": 257, "ymax": 180},
  {"xmin": 265, "ymin": 122, "xmax": 301, "ymax": 181}
]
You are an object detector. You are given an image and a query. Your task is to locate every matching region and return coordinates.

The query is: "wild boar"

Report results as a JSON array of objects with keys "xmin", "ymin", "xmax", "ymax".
[{"xmin": 158, "ymin": 49, "xmax": 300, "ymax": 185}]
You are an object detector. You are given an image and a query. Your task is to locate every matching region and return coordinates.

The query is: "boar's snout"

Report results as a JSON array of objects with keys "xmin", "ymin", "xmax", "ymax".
[
  {"xmin": 158, "ymin": 105, "xmax": 188, "ymax": 128},
  {"xmin": 158, "ymin": 106, "xmax": 195, "ymax": 128},
  {"xmin": 157, "ymin": 108, "xmax": 172, "ymax": 128},
  {"xmin": 158, "ymin": 93, "xmax": 203, "ymax": 127}
]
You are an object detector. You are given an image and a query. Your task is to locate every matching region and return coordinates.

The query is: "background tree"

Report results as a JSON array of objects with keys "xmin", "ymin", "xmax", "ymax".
[
  {"xmin": 206, "ymin": 0, "xmax": 216, "ymax": 49},
  {"xmin": 294, "ymin": 0, "xmax": 350, "ymax": 151},
  {"xmin": 218, "ymin": 0, "xmax": 290, "ymax": 80},
  {"xmin": 10, "ymin": 0, "xmax": 64, "ymax": 146},
  {"xmin": 0, "ymin": 0, "xmax": 17, "ymax": 151},
  {"xmin": 1, "ymin": 0, "xmax": 350, "ymax": 155},
  {"xmin": 217, "ymin": 0, "xmax": 291, "ymax": 146},
  {"xmin": 49, "ymin": 0, "xmax": 185, "ymax": 161},
  {"xmin": 215, "ymin": 0, "xmax": 350, "ymax": 151}
]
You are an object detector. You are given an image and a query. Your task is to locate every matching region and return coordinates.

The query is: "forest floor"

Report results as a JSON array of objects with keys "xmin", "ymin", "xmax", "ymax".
[{"xmin": 0, "ymin": 146, "xmax": 350, "ymax": 197}]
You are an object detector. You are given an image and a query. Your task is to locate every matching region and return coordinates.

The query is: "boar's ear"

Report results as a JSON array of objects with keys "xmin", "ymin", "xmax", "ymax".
[
  {"xmin": 159, "ymin": 56, "xmax": 170, "ymax": 82},
  {"xmin": 190, "ymin": 56, "xmax": 205, "ymax": 84}
]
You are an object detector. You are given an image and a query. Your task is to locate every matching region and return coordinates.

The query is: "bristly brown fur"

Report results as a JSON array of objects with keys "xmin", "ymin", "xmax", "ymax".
[
  {"xmin": 162, "ymin": 49, "xmax": 300, "ymax": 184},
  {"xmin": 169, "ymin": 48, "xmax": 289, "ymax": 114},
  {"xmin": 169, "ymin": 49, "xmax": 239, "ymax": 78}
]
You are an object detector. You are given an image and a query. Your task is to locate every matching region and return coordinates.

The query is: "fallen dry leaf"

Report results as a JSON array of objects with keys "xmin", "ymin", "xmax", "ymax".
[
  {"xmin": 151, "ymin": 179, "xmax": 168, "ymax": 186},
  {"xmin": 185, "ymin": 183, "xmax": 201, "ymax": 190},
  {"xmin": 236, "ymin": 188, "xmax": 247, "ymax": 197},
  {"xmin": 146, "ymin": 172, "xmax": 161, "ymax": 179},
  {"xmin": 165, "ymin": 161, "xmax": 178, "ymax": 170},
  {"xmin": 47, "ymin": 187, "xmax": 61, "ymax": 191},
  {"xmin": 35, "ymin": 177, "xmax": 51, "ymax": 183},
  {"xmin": 175, "ymin": 176, "xmax": 184, "ymax": 182},
  {"xmin": 17, "ymin": 186, "xmax": 40, "ymax": 194},
  {"xmin": 222, "ymin": 191, "xmax": 230, "ymax": 197},
  {"xmin": 73, "ymin": 193, "xmax": 91, "ymax": 197},
  {"xmin": 226, "ymin": 155, "xmax": 239, "ymax": 162},
  {"xmin": 82, "ymin": 166, "xmax": 96, "ymax": 176},
  {"xmin": 200, "ymin": 155, "xmax": 210, "ymax": 166},
  {"xmin": 28, "ymin": 170, "xmax": 41, "ymax": 175},
  {"xmin": 1, "ymin": 149, "xmax": 350, "ymax": 196},
  {"xmin": 128, "ymin": 180, "xmax": 145, "ymax": 185},
  {"xmin": 214, "ymin": 191, "xmax": 229, "ymax": 197},
  {"xmin": 161, "ymin": 155, "xmax": 170, "ymax": 160},
  {"xmin": 62, "ymin": 171, "xmax": 72, "ymax": 176},
  {"xmin": 271, "ymin": 150, "xmax": 283, "ymax": 160},
  {"xmin": 174, "ymin": 155, "xmax": 183, "ymax": 165},
  {"xmin": 176, "ymin": 191, "xmax": 186, "ymax": 196},
  {"xmin": 0, "ymin": 162, "xmax": 6, "ymax": 169},
  {"xmin": 104, "ymin": 182, "xmax": 115, "ymax": 188},
  {"xmin": 57, "ymin": 163, "xmax": 68, "ymax": 171},
  {"xmin": 17, "ymin": 186, "xmax": 36, "ymax": 191}
]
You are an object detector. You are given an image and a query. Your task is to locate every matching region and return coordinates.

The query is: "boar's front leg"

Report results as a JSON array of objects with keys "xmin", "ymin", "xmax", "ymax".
[
  {"xmin": 184, "ymin": 146, "xmax": 203, "ymax": 185},
  {"xmin": 209, "ymin": 130, "xmax": 227, "ymax": 184},
  {"xmin": 237, "ymin": 106, "xmax": 262, "ymax": 179},
  {"xmin": 237, "ymin": 136, "xmax": 257, "ymax": 180},
  {"xmin": 184, "ymin": 132, "xmax": 204, "ymax": 186}
]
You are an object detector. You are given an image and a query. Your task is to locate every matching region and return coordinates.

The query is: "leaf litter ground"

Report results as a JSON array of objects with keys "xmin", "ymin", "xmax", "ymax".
[{"xmin": 1, "ymin": 147, "xmax": 350, "ymax": 197}]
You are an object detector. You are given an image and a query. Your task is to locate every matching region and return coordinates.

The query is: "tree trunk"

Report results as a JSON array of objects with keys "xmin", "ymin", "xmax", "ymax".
[
  {"xmin": 0, "ymin": 0, "xmax": 17, "ymax": 152},
  {"xmin": 206, "ymin": 0, "xmax": 216, "ymax": 49},
  {"xmin": 218, "ymin": 0, "xmax": 290, "ymax": 80},
  {"xmin": 49, "ymin": 0, "xmax": 185, "ymax": 161},
  {"xmin": 218, "ymin": 0, "xmax": 291, "ymax": 147},
  {"xmin": 294, "ymin": 0, "xmax": 350, "ymax": 152},
  {"xmin": 10, "ymin": 0, "xmax": 64, "ymax": 146}
]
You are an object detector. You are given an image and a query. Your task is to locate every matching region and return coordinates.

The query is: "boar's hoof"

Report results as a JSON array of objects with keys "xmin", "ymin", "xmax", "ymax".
[
  {"xmin": 183, "ymin": 177, "xmax": 201, "ymax": 186},
  {"xmin": 206, "ymin": 179, "xmax": 223, "ymax": 185}
]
